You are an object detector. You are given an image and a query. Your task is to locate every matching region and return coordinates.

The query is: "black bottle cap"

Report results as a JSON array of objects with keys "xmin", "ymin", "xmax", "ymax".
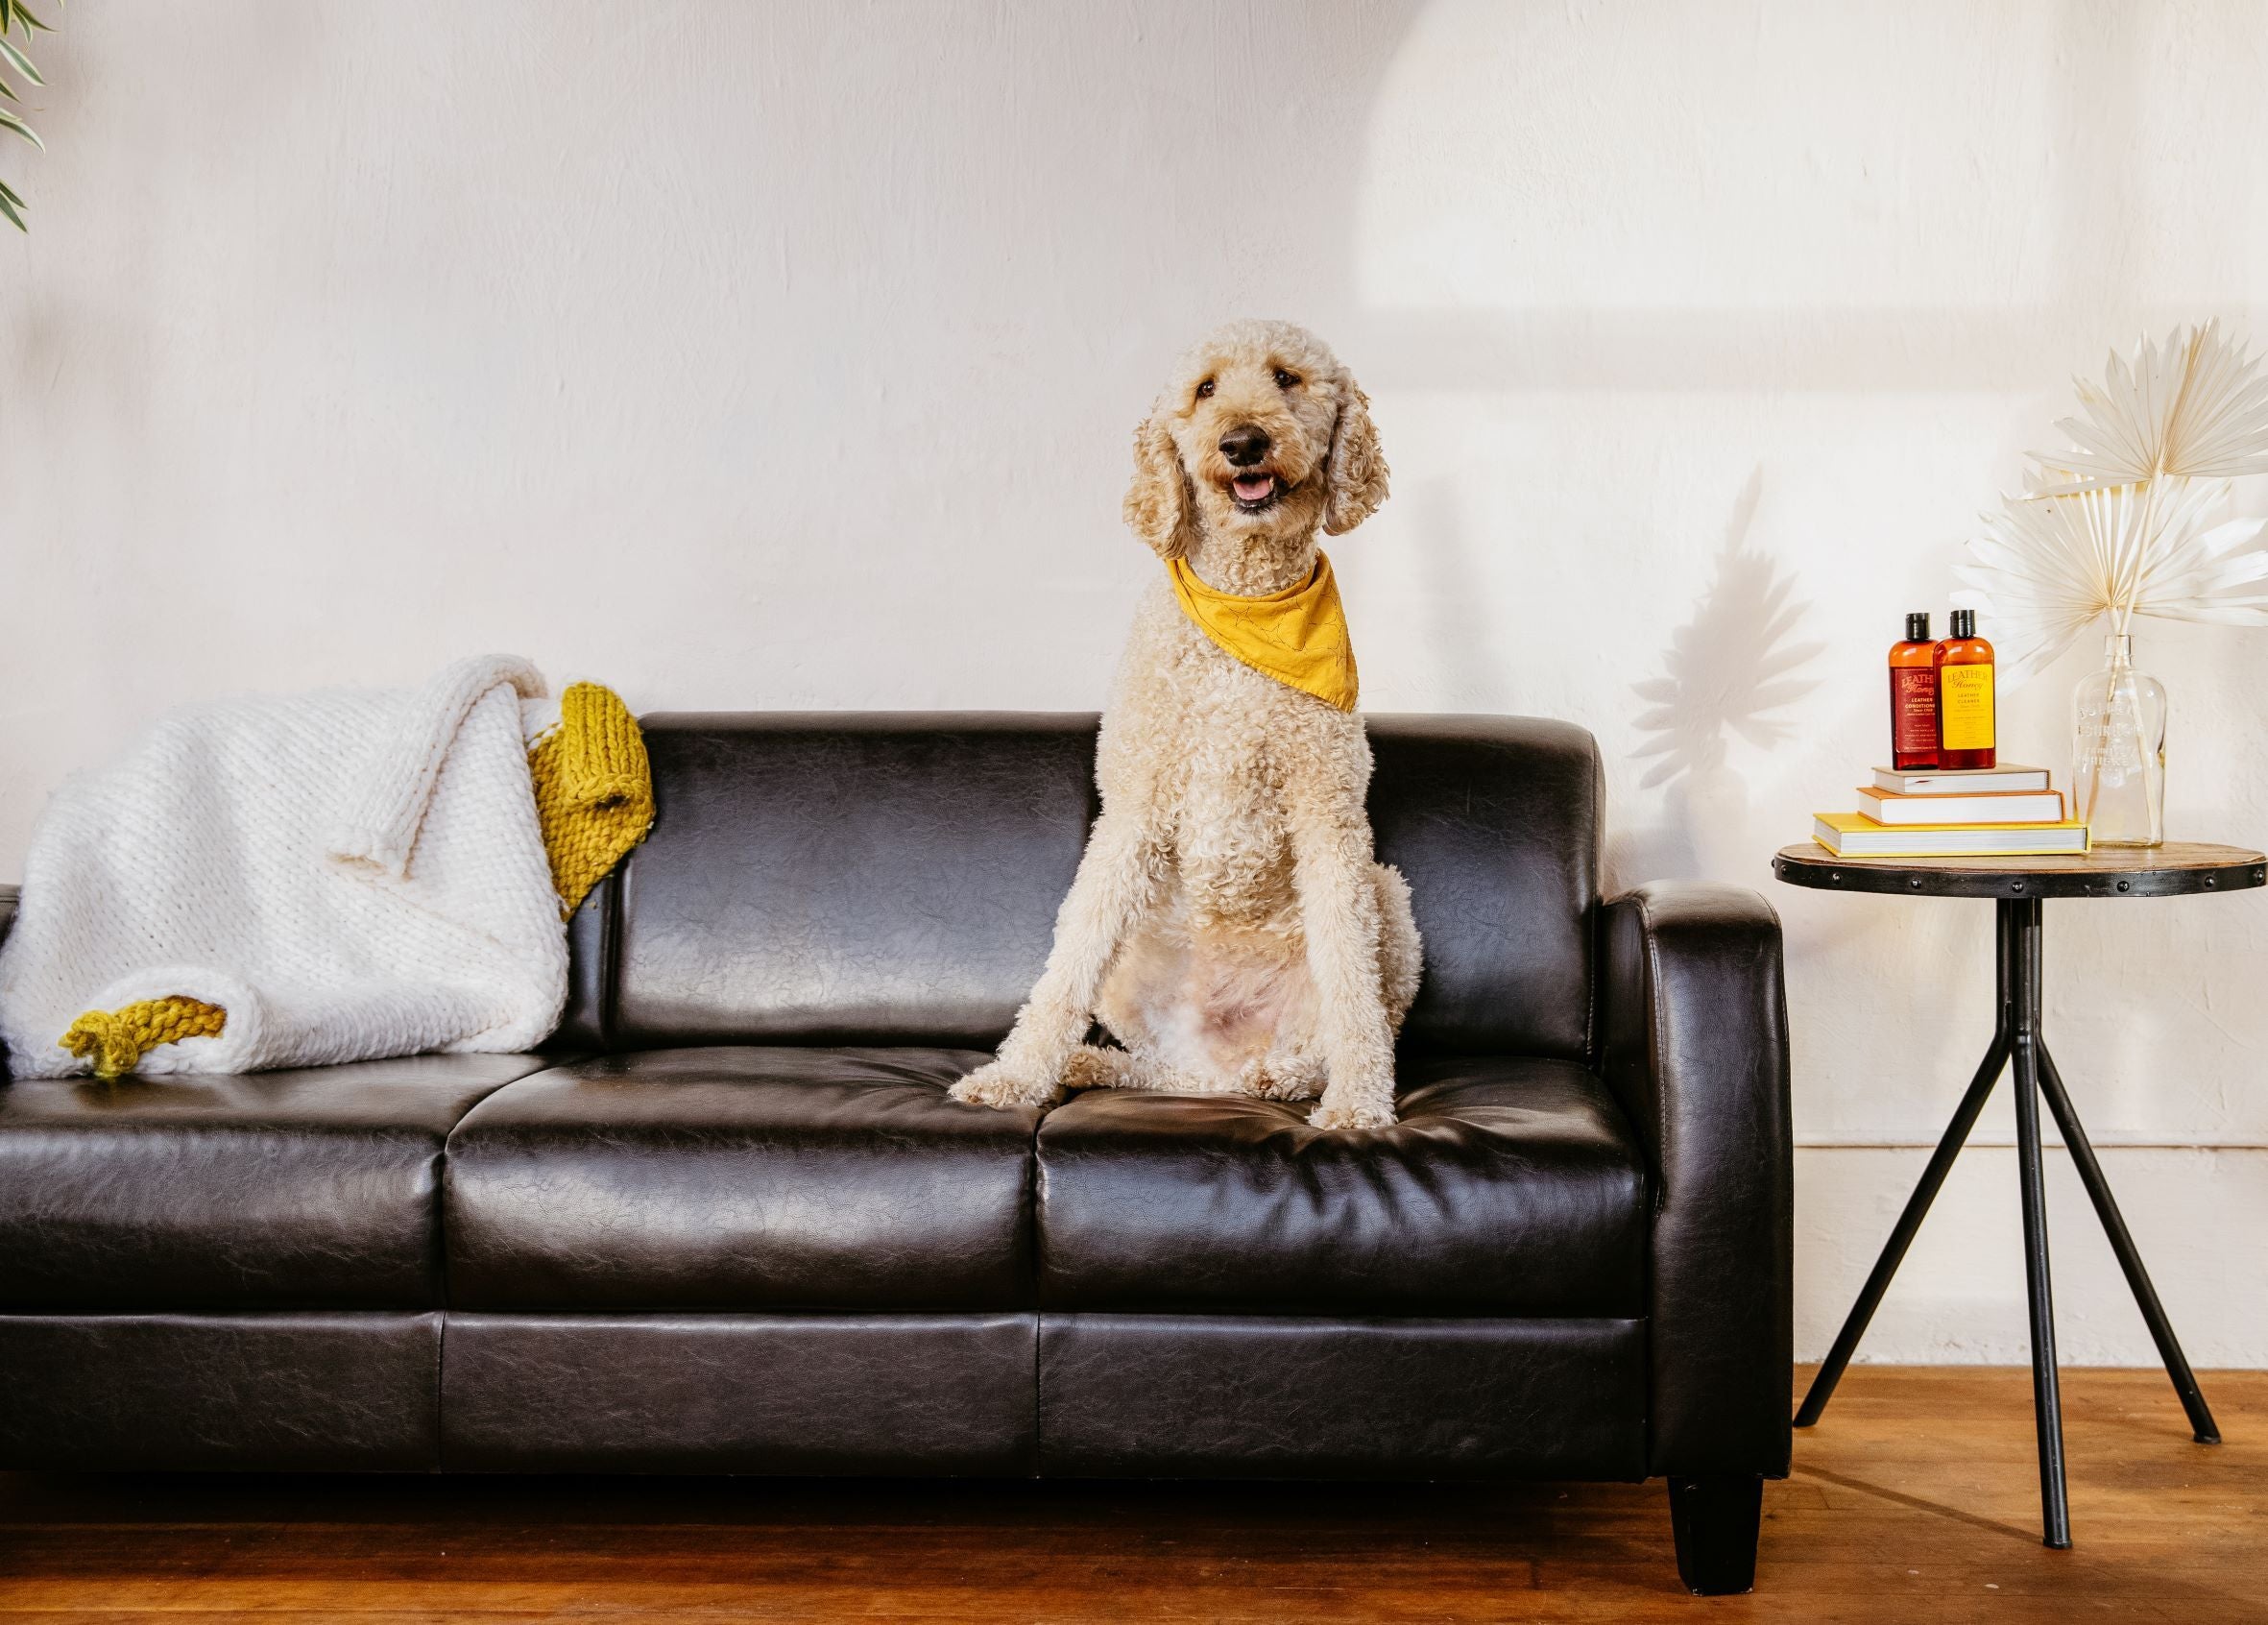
[
  {"xmin": 1905, "ymin": 612, "xmax": 1931, "ymax": 642},
  {"xmin": 1949, "ymin": 608, "xmax": 1976, "ymax": 639}
]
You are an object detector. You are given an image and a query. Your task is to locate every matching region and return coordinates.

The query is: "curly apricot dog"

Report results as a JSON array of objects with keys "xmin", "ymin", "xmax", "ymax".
[{"xmin": 952, "ymin": 319, "xmax": 1420, "ymax": 1129}]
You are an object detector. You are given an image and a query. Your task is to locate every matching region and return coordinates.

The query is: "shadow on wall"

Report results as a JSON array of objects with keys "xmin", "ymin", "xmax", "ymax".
[{"xmin": 1608, "ymin": 467, "xmax": 1824, "ymax": 886}]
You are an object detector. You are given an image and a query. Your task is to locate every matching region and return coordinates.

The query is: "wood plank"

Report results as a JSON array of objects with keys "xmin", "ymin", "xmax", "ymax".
[{"xmin": 0, "ymin": 1367, "xmax": 2260, "ymax": 1621}]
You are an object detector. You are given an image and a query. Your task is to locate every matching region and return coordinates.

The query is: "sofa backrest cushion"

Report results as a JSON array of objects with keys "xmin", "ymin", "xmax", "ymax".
[
  {"xmin": 606, "ymin": 713, "xmax": 1601, "ymax": 1058},
  {"xmin": 612, "ymin": 715, "xmax": 1098, "ymax": 1050},
  {"xmin": 1368, "ymin": 715, "xmax": 1601, "ymax": 1057}
]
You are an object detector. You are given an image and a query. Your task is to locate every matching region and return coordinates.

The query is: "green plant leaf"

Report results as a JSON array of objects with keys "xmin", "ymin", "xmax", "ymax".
[
  {"xmin": 0, "ymin": 105, "xmax": 40, "ymax": 147},
  {"xmin": 0, "ymin": 186, "xmax": 22, "ymax": 230},
  {"xmin": 0, "ymin": 34, "xmax": 42, "ymax": 84},
  {"xmin": 0, "ymin": 74, "xmax": 16, "ymax": 100},
  {"xmin": 12, "ymin": 1, "xmax": 48, "ymax": 34},
  {"xmin": 0, "ymin": 174, "xmax": 19, "ymax": 205},
  {"xmin": 0, "ymin": 2, "xmax": 14, "ymax": 40}
]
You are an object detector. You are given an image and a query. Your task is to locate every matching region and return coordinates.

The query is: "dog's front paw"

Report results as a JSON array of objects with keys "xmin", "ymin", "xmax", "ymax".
[
  {"xmin": 1308, "ymin": 1090, "xmax": 1398, "ymax": 1131},
  {"xmin": 949, "ymin": 1060, "xmax": 1063, "ymax": 1111}
]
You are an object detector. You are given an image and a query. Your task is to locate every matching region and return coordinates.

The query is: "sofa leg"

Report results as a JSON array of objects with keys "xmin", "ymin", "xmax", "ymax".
[{"xmin": 1667, "ymin": 1474, "xmax": 1762, "ymax": 1595}]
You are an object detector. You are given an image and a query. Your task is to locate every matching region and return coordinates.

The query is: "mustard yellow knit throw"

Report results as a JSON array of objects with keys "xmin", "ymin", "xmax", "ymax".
[
  {"xmin": 58, "ymin": 680, "xmax": 655, "ymax": 1079},
  {"xmin": 1169, "ymin": 552, "xmax": 1359, "ymax": 712},
  {"xmin": 527, "ymin": 681, "xmax": 656, "ymax": 918},
  {"xmin": 60, "ymin": 997, "xmax": 227, "ymax": 1081}
]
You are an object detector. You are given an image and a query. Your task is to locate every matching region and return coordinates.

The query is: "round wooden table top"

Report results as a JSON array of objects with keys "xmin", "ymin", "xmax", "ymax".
[{"xmin": 1773, "ymin": 840, "xmax": 2268, "ymax": 900}]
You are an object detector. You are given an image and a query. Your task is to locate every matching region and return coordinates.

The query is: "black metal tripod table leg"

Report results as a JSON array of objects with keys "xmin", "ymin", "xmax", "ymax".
[
  {"xmin": 2035, "ymin": 1042, "xmax": 2221, "ymax": 1443},
  {"xmin": 2005, "ymin": 897, "xmax": 2071, "ymax": 1548},
  {"xmin": 1795, "ymin": 913, "xmax": 2015, "ymax": 1429},
  {"xmin": 1795, "ymin": 894, "xmax": 2220, "ymax": 1547}
]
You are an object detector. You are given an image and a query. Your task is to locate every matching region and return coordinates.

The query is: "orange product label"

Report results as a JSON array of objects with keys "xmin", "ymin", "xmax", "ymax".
[{"xmin": 1939, "ymin": 664, "xmax": 1995, "ymax": 750}]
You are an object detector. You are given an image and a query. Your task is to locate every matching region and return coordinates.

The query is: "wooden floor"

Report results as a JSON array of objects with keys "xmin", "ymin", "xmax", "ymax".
[{"xmin": 0, "ymin": 1367, "xmax": 2262, "ymax": 1622}]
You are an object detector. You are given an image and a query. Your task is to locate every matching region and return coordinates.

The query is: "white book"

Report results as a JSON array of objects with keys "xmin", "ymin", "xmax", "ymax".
[
  {"xmin": 1870, "ymin": 764, "xmax": 2051, "ymax": 795},
  {"xmin": 1855, "ymin": 787, "xmax": 2066, "ymax": 826}
]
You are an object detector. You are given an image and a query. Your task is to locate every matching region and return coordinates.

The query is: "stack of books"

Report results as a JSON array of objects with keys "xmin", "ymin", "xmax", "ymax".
[{"xmin": 1812, "ymin": 764, "xmax": 2090, "ymax": 857}]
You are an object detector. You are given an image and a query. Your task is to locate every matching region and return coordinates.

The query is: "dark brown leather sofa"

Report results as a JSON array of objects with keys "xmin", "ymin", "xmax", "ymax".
[{"xmin": 0, "ymin": 713, "xmax": 1791, "ymax": 1594}]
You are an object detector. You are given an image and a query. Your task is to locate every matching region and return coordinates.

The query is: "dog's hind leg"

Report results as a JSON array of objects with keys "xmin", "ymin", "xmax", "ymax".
[
  {"xmin": 1060, "ymin": 1044, "xmax": 1139, "ymax": 1090},
  {"xmin": 1063, "ymin": 1043, "xmax": 1210, "ymax": 1095},
  {"xmin": 1375, "ymin": 861, "xmax": 1422, "ymax": 1034},
  {"xmin": 1286, "ymin": 791, "xmax": 1400, "ymax": 1130},
  {"xmin": 951, "ymin": 808, "xmax": 1167, "ymax": 1110},
  {"xmin": 1240, "ymin": 1050, "xmax": 1325, "ymax": 1102}
]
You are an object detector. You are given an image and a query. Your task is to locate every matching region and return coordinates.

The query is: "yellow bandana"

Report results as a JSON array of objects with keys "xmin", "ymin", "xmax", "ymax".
[{"xmin": 1169, "ymin": 552, "xmax": 1360, "ymax": 712}]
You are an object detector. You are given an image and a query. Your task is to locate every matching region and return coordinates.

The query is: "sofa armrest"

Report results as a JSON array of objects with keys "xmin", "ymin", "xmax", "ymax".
[
  {"xmin": 0, "ymin": 884, "xmax": 16, "ymax": 1079},
  {"xmin": 1600, "ymin": 881, "xmax": 1792, "ymax": 1479}
]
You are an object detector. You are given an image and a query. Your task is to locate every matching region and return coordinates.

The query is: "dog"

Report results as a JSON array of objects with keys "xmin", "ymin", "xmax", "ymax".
[{"xmin": 950, "ymin": 319, "xmax": 1420, "ymax": 1129}]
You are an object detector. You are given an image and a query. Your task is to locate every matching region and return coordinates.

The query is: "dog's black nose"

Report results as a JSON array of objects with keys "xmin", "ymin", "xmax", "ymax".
[{"xmin": 1218, "ymin": 426, "xmax": 1270, "ymax": 468}]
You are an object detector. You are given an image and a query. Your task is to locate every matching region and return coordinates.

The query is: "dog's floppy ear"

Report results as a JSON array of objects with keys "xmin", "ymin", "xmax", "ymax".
[
  {"xmin": 1322, "ymin": 374, "xmax": 1388, "ymax": 536},
  {"xmin": 1123, "ymin": 406, "xmax": 1198, "ymax": 560}
]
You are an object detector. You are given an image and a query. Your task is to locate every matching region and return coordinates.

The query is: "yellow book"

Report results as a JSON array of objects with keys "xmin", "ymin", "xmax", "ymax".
[{"xmin": 1811, "ymin": 812, "xmax": 2090, "ymax": 859}]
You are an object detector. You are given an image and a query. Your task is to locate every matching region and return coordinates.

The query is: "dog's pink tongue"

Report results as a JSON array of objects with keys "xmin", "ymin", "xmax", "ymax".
[{"xmin": 1233, "ymin": 474, "xmax": 1274, "ymax": 500}]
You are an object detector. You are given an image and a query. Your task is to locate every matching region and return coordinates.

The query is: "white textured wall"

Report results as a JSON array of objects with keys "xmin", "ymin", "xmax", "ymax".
[{"xmin": 4, "ymin": 0, "xmax": 2265, "ymax": 1365}]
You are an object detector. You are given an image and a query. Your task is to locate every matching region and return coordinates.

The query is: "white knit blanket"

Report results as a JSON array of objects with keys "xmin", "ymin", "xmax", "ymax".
[{"xmin": 0, "ymin": 655, "xmax": 571, "ymax": 1077}]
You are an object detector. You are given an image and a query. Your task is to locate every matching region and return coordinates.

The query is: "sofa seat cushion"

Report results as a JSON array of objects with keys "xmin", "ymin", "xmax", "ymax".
[
  {"xmin": 443, "ymin": 1047, "xmax": 1039, "ymax": 1311},
  {"xmin": 1035, "ymin": 1055, "xmax": 1647, "ymax": 1317},
  {"xmin": 0, "ymin": 1055, "xmax": 549, "ymax": 1310}
]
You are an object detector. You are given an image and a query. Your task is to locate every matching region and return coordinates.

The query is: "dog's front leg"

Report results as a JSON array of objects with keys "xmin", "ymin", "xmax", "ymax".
[
  {"xmin": 950, "ymin": 809, "xmax": 1164, "ymax": 1110},
  {"xmin": 1289, "ymin": 804, "xmax": 1399, "ymax": 1130}
]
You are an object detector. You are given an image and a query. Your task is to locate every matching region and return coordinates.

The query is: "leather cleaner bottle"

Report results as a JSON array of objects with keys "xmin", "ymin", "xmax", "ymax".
[{"xmin": 1934, "ymin": 609, "xmax": 1996, "ymax": 770}]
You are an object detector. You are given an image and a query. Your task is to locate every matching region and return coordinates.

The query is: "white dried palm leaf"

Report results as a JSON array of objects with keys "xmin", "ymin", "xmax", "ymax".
[
  {"xmin": 2029, "ymin": 320, "xmax": 2268, "ymax": 495},
  {"xmin": 2135, "ymin": 511, "xmax": 2268, "ymax": 624},
  {"xmin": 1953, "ymin": 478, "xmax": 2268, "ymax": 682}
]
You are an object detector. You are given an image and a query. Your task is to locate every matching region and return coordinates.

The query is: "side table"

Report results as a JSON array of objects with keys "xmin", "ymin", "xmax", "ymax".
[{"xmin": 1773, "ymin": 840, "xmax": 2267, "ymax": 1548}]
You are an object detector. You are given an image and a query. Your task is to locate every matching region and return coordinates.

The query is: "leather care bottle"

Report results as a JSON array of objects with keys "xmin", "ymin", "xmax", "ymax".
[
  {"xmin": 1934, "ymin": 608, "xmax": 1996, "ymax": 769},
  {"xmin": 1889, "ymin": 612, "xmax": 1937, "ymax": 769}
]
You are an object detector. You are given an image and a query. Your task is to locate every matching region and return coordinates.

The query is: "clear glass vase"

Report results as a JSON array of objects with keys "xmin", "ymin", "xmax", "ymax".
[{"xmin": 2069, "ymin": 633, "xmax": 2166, "ymax": 848}]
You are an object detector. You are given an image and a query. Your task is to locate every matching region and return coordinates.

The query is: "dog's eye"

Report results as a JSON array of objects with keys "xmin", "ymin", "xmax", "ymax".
[
  {"xmin": 1273, "ymin": 369, "xmax": 1300, "ymax": 389},
  {"xmin": 1195, "ymin": 378, "xmax": 1216, "ymax": 400}
]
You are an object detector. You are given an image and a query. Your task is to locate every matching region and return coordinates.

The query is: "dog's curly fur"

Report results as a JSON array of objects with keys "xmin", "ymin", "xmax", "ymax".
[{"xmin": 951, "ymin": 320, "xmax": 1420, "ymax": 1129}]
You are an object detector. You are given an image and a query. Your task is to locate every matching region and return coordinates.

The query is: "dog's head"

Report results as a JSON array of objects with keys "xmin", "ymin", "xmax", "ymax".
[{"xmin": 1124, "ymin": 319, "xmax": 1387, "ymax": 564}]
